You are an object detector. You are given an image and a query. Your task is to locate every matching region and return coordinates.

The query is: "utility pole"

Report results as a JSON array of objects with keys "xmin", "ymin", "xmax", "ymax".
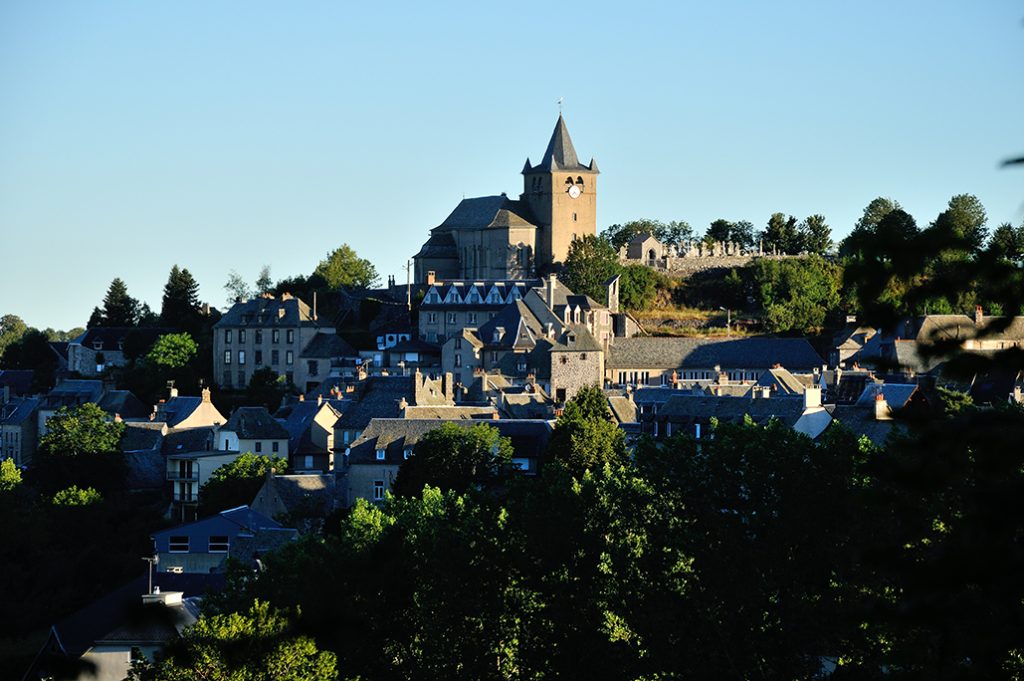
[
  {"xmin": 142, "ymin": 555, "xmax": 158, "ymax": 594},
  {"xmin": 404, "ymin": 259, "xmax": 412, "ymax": 311},
  {"xmin": 719, "ymin": 307, "xmax": 731, "ymax": 336}
]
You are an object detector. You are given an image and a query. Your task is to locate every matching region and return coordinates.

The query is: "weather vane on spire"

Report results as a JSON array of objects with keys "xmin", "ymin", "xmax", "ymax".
[{"xmin": 557, "ymin": 96, "xmax": 564, "ymax": 114}]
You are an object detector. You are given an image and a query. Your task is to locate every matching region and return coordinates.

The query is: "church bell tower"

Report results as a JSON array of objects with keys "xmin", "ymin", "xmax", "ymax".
[{"xmin": 520, "ymin": 115, "xmax": 599, "ymax": 271}]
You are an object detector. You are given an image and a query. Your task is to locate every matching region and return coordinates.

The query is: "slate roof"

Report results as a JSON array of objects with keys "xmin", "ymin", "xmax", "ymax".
[
  {"xmin": 415, "ymin": 231, "xmax": 459, "ymax": 259},
  {"xmin": 125, "ymin": 450, "xmax": 166, "ymax": 490},
  {"xmin": 526, "ymin": 114, "xmax": 597, "ymax": 173},
  {"xmin": 657, "ymin": 394, "xmax": 807, "ymax": 428},
  {"xmin": 300, "ymin": 332, "xmax": 356, "ymax": 359},
  {"xmin": 215, "ymin": 295, "xmax": 318, "ymax": 328},
  {"xmin": 230, "ymin": 527, "xmax": 302, "ymax": 564},
  {"xmin": 607, "ymin": 337, "xmax": 823, "ymax": 371},
  {"xmin": 0, "ymin": 396, "xmax": 39, "ymax": 427},
  {"xmin": 156, "ymin": 396, "xmax": 201, "ymax": 427},
  {"xmin": 275, "ymin": 400, "xmax": 344, "ymax": 454},
  {"xmin": 627, "ymin": 232, "xmax": 660, "ymax": 247},
  {"xmin": 756, "ymin": 368, "xmax": 808, "ymax": 396},
  {"xmin": 41, "ymin": 379, "xmax": 104, "ymax": 408},
  {"xmin": 48, "ymin": 572, "xmax": 225, "ymax": 657},
  {"xmin": 855, "ymin": 383, "xmax": 921, "ymax": 410},
  {"xmin": 161, "ymin": 426, "xmax": 215, "ymax": 455},
  {"xmin": 333, "ymin": 376, "xmax": 416, "ymax": 431},
  {"xmin": 49, "ymin": 341, "xmax": 70, "ymax": 362},
  {"xmin": 121, "ymin": 422, "xmax": 166, "ymax": 452},
  {"xmin": 152, "ymin": 506, "xmax": 284, "ymax": 543},
  {"xmin": 402, "ymin": 405, "xmax": 498, "ymax": 419},
  {"xmin": 346, "ymin": 418, "xmax": 552, "ymax": 465},
  {"xmin": 0, "ymin": 369, "xmax": 34, "ymax": 396},
  {"xmin": 225, "ymin": 407, "xmax": 290, "ymax": 440},
  {"xmin": 607, "ymin": 395, "xmax": 638, "ymax": 424},
  {"xmin": 259, "ymin": 474, "xmax": 341, "ymax": 518},
  {"xmin": 828, "ymin": 405, "xmax": 904, "ymax": 447},
  {"xmin": 969, "ymin": 368, "xmax": 1024, "ymax": 406},
  {"xmin": 500, "ymin": 393, "xmax": 555, "ymax": 420},
  {"xmin": 72, "ymin": 327, "xmax": 172, "ymax": 352},
  {"xmin": 435, "ymin": 195, "xmax": 537, "ymax": 232},
  {"xmin": 97, "ymin": 390, "xmax": 149, "ymax": 419},
  {"xmin": 551, "ymin": 324, "xmax": 603, "ymax": 352}
]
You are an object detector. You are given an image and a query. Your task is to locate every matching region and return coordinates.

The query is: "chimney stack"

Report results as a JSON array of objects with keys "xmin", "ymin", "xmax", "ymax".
[
  {"xmin": 874, "ymin": 393, "xmax": 892, "ymax": 421},
  {"xmin": 426, "ymin": 270, "xmax": 436, "ymax": 286},
  {"xmin": 546, "ymin": 274, "xmax": 557, "ymax": 306},
  {"xmin": 975, "ymin": 305, "xmax": 984, "ymax": 327},
  {"xmin": 803, "ymin": 386, "xmax": 822, "ymax": 409}
]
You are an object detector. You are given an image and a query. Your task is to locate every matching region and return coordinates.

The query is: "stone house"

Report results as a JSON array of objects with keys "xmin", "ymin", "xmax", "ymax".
[
  {"xmin": 1, "ymin": 394, "xmax": 39, "ymax": 467},
  {"xmin": 275, "ymin": 398, "xmax": 344, "ymax": 473},
  {"xmin": 66, "ymin": 327, "xmax": 170, "ymax": 376},
  {"xmin": 215, "ymin": 406, "xmax": 289, "ymax": 458},
  {"xmin": 642, "ymin": 388, "xmax": 832, "ymax": 440},
  {"xmin": 332, "ymin": 372, "xmax": 454, "ymax": 448},
  {"xmin": 606, "ymin": 337, "xmax": 824, "ymax": 388},
  {"xmin": 251, "ymin": 471, "xmax": 344, "ymax": 533},
  {"xmin": 342, "ymin": 418, "xmax": 553, "ymax": 505},
  {"xmin": 418, "ymin": 278, "xmax": 535, "ymax": 344},
  {"xmin": 213, "ymin": 293, "xmax": 335, "ymax": 392}
]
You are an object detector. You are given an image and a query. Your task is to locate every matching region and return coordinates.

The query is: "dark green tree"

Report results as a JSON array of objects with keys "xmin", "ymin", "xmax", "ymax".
[
  {"xmin": 762, "ymin": 212, "xmax": 801, "ymax": 254},
  {"xmin": 561, "ymin": 235, "xmax": 620, "ymax": 303},
  {"xmin": 0, "ymin": 314, "xmax": 27, "ymax": 360},
  {"xmin": 246, "ymin": 366, "xmax": 288, "ymax": 408},
  {"xmin": 928, "ymin": 193, "xmax": 988, "ymax": 255},
  {"xmin": 798, "ymin": 214, "xmax": 832, "ymax": 255},
  {"xmin": 392, "ymin": 422, "xmax": 514, "ymax": 497},
  {"xmin": 199, "ymin": 452, "xmax": 287, "ymax": 516},
  {"xmin": 546, "ymin": 385, "xmax": 626, "ymax": 476},
  {"xmin": 0, "ymin": 328, "xmax": 59, "ymax": 390},
  {"xmin": 160, "ymin": 265, "xmax": 202, "ymax": 330},
  {"xmin": 146, "ymin": 332, "xmax": 198, "ymax": 369},
  {"xmin": 100, "ymin": 278, "xmax": 140, "ymax": 326},
  {"xmin": 989, "ymin": 221, "xmax": 1024, "ymax": 261},
  {"xmin": 255, "ymin": 265, "xmax": 273, "ymax": 295}
]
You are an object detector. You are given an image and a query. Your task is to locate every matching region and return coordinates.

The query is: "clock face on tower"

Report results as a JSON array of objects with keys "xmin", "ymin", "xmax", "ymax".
[{"xmin": 567, "ymin": 185, "xmax": 581, "ymax": 199}]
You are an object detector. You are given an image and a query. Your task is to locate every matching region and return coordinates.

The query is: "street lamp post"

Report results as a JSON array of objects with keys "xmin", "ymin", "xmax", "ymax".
[{"xmin": 719, "ymin": 307, "xmax": 731, "ymax": 336}]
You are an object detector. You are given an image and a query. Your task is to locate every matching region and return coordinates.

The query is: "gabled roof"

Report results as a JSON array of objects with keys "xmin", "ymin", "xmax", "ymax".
[
  {"xmin": 346, "ymin": 418, "xmax": 552, "ymax": 465},
  {"xmin": 435, "ymin": 195, "xmax": 537, "ymax": 232},
  {"xmin": 0, "ymin": 369, "xmax": 34, "ymax": 396},
  {"xmin": 71, "ymin": 327, "xmax": 172, "ymax": 352},
  {"xmin": 42, "ymin": 379, "xmax": 104, "ymax": 408},
  {"xmin": 257, "ymin": 474, "xmax": 341, "ymax": 518},
  {"xmin": 47, "ymin": 572, "xmax": 224, "ymax": 658},
  {"xmin": 627, "ymin": 232, "xmax": 660, "ymax": 246},
  {"xmin": 224, "ymin": 406, "xmax": 290, "ymax": 440},
  {"xmin": 756, "ymin": 368, "xmax": 808, "ymax": 396},
  {"xmin": 97, "ymin": 390, "xmax": 149, "ymax": 419},
  {"xmin": 275, "ymin": 400, "xmax": 344, "ymax": 454},
  {"xmin": 161, "ymin": 426, "xmax": 215, "ymax": 455},
  {"xmin": 607, "ymin": 337, "xmax": 823, "ymax": 371},
  {"xmin": 215, "ymin": 295, "xmax": 319, "ymax": 329},
  {"xmin": 152, "ymin": 505, "xmax": 283, "ymax": 542},
  {"xmin": 855, "ymin": 383, "xmax": 921, "ymax": 410},
  {"xmin": 0, "ymin": 396, "xmax": 39, "ymax": 427},
  {"xmin": 333, "ymin": 376, "xmax": 416, "ymax": 431},
  {"xmin": 121, "ymin": 422, "xmax": 166, "ymax": 452},
  {"xmin": 657, "ymin": 394, "xmax": 808, "ymax": 428},
  {"xmin": 300, "ymin": 332, "xmax": 357, "ymax": 359}
]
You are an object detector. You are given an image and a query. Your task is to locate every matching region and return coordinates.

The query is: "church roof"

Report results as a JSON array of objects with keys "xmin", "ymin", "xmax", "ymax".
[
  {"xmin": 525, "ymin": 115, "xmax": 598, "ymax": 174},
  {"xmin": 436, "ymin": 195, "xmax": 537, "ymax": 232}
]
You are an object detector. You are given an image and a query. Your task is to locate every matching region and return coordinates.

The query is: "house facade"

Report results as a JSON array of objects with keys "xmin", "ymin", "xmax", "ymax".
[
  {"xmin": 216, "ymin": 406, "xmax": 290, "ymax": 458},
  {"xmin": 213, "ymin": 293, "xmax": 334, "ymax": 391}
]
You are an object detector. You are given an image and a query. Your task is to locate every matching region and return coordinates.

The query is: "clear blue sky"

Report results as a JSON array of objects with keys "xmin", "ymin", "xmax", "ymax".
[{"xmin": 2, "ymin": 1, "xmax": 1022, "ymax": 330}]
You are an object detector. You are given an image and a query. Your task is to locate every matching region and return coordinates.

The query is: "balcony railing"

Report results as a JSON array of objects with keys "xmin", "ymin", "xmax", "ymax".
[
  {"xmin": 167, "ymin": 471, "xmax": 198, "ymax": 481},
  {"xmin": 172, "ymin": 493, "xmax": 198, "ymax": 503}
]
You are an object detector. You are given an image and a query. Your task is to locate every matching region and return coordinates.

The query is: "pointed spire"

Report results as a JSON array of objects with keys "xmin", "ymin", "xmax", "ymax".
[
  {"xmin": 521, "ymin": 158, "xmax": 532, "ymax": 174},
  {"xmin": 542, "ymin": 114, "xmax": 580, "ymax": 169},
  {"xmin": 589, "ymin": 157, "xmax": 600, "ymax": 173}
]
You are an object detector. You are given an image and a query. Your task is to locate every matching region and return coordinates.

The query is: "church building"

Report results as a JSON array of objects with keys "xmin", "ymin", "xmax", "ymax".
[{"xmin": 413, "ymin": 115, "xmax": 599, "ymax": 282}]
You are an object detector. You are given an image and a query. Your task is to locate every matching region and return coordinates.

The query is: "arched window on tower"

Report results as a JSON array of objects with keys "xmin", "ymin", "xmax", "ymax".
[
  {"xmin": 576, "ymin": 176, "xmax": 584, "ymax": 186},
  {"xmin": 565, "ymin": 177, "xmax": 574, "ymax": 185}
]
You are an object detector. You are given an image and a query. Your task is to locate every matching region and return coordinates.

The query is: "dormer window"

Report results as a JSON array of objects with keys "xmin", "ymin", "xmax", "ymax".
[
  {"xmin": 92, "ymin": 340, "xmax": 103, "ymax": 350},
  {"xmin": 404, "ymin": 448, "xmax": 413, "ymax": 460},
  {"xmin": 376, "ymin": 449, "xmax": 386, "ymax": 460}
]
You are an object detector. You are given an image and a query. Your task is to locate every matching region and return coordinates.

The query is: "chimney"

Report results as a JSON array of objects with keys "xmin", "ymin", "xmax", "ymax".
[
  {"xmin": 169, "ymin": 386, "xmax": 179, "ymax": 399},
  {"xmin": 975, "ymin": 305, "xmax": 983, "ymax": 327},
  {"xmin": 201, "ymin": 387, "xmax": 211, "ymax": 403},
  {"xmin": 142, "ymin": 590, "xmax": 184, "ymax": 607},
  {"xmin": 426, "ymin": 270, "xmax": 436, "ymax": 286},
  {"xmin": 546, "ymin": 274, "xmax": 557, "ymax": 305},
  {"xmin": 803, "ymin": 386, "xmax": 822, "ymax": 409},
  {"xmin": 874, "ymin": 393, "xmax": 892, "ymax": 421},
  {"xmin": 317, "ymin": 395, "xmax": 323, "ymax": 406},
  {"xmin": 313, "ymin": 291, "xmax": 318, "ymax": 321}
]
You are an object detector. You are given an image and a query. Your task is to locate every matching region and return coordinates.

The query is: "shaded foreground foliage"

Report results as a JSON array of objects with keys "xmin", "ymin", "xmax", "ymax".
[{"xmin": 199, "ymin": 393, "xmax": 1024, "ymax": 679}]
